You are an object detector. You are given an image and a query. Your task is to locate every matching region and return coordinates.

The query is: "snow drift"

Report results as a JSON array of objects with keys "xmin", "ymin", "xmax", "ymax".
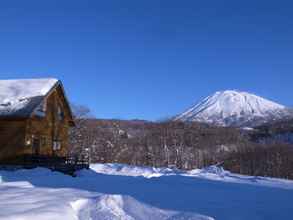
[{"xmin": 1, "ymin": 164, "xmax": 293, "ymax": 220}]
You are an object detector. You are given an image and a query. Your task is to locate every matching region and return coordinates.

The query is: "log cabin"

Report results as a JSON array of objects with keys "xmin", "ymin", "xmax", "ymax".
[{"xmin": 0, "ymin": 78, "xmax": 75, "ymax": 165}]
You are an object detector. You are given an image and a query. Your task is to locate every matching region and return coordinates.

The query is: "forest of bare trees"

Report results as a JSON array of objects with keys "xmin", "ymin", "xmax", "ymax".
[{"xmin": 70, "ymin": 105, "xmax": 293, "ymax": 179}]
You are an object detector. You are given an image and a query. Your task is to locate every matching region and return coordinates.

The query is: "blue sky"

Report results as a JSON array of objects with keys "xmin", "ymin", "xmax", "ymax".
[{"xmin": 0, "ymin": 0, "xmax": 292, "ymax": 120}]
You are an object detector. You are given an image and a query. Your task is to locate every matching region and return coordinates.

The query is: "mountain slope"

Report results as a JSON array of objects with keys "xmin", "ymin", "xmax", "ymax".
[{"xmin": 175, "ymin": 90, "xmax": 290, "ymax": 127}]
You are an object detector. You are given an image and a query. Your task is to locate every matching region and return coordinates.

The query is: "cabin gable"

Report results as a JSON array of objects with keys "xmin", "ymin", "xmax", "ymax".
[{"xmin": 26, "ymin": 84, "xmax": 73, "ymax": 157}]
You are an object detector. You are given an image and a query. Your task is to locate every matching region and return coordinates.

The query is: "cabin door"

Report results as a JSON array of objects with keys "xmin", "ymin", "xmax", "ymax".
[{"xmin": 32, "ymin": 138, "xmax": 40, "ymax": 155}]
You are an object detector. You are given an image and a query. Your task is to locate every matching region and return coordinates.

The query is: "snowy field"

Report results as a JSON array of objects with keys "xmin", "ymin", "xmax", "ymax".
[{"xmin": 1, "ymin": 164, "xmax": 293, "ymax": 220}]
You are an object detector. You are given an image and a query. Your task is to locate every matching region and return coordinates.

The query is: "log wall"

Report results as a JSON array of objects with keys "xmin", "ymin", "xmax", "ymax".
[{"xmin": 0, "ymin": 120, "xmax": 26, "ymax": 161}]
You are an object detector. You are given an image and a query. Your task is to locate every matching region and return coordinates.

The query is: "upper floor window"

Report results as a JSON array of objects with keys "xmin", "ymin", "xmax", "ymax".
[
  {"xmin": 57, "ymin": 105, "xmax": 65, "ymax": 121},
  {"xmin": 40, "ymin": 136, "xmax": 47, "ymax": 147}
]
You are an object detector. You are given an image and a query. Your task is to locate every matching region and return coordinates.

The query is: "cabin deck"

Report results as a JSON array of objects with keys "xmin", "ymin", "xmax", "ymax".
[{"xmin": 0, "ymin": 155, "xmax": 89, "ymax": 176}]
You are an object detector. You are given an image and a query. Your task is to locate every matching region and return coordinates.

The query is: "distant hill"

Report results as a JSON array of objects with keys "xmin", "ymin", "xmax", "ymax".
[{"xmin": 174, "ymin": 90, "xmax": 292, "ymax": 127}]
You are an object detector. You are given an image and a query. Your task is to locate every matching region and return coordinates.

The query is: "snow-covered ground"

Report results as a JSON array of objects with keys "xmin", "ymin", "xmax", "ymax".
[{"xmin": 1, "ymin": 164, "xmax": 293, "ymax": 220}]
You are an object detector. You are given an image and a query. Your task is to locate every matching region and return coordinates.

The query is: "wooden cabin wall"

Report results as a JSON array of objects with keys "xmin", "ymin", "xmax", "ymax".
[
  {"xmin": 26, "ymin": 86, "xmax": 72, "ymax": 157},
  {"xmin": 0, "ymin": 120, "xmax": 26, "ymax": 162},
  {"xmin": 0, "ymin": 85, "xmax": 73, "ymax": 164}
]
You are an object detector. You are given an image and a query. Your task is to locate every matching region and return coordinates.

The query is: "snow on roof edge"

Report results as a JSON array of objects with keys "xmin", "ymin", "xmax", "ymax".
[{"xmin": 0, "ymin": 78, "xmax": 60, "ymax": 118}]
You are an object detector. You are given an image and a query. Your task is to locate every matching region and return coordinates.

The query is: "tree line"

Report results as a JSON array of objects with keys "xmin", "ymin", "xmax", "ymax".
[{"xmin": 69, "ymin": 105, "xmax": 293, "ymax": 179}]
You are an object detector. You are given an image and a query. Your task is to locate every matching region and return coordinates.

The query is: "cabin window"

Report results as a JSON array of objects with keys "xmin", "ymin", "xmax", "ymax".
[
  {"xmin": 53, "ymin": 141, "xmax": 61, "ymax": 151},
  {"xmin": 40, "ymin": 136, "xmax": 47, "ymax": 147},
  {"xmin": 57, "ymin": 106, "xmax": 65, "ymax": 121}
]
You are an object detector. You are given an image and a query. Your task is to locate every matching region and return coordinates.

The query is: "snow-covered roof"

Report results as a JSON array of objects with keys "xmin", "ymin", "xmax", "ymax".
[{"xmin": 0, "ymin": 78, "xmax": 59, "ymax": 117}]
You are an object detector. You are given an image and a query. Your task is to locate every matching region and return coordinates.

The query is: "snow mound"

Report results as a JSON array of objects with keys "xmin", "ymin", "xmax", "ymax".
[
  {"xmin": 90, "ymin": 163, "xmax": 179, "ymax": 178},
  {"xmin": 200, "ymin": 165, "xmax": 229, "ymax": 176},
  {"xmin": 175, "ymin": 90, "xmax": 290, "ymax": 127},
  {"xmin": 90, "ymin": 163, "xmax": 293, "ymax": 190},
  {"xmin": 74, "ymin": 195, "xmax": 212, "ymax": 220}
]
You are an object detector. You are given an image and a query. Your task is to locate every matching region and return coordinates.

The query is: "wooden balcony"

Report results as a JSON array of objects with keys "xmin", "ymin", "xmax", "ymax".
[{"xmin": 0, "ymin": 154, "xmax": 89, "ymax": 176}]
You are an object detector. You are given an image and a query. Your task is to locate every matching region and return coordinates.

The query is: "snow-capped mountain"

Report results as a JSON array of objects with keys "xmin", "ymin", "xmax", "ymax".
[{"xmin": 175, "ymin": 90, "xmax": 292, "ymax": 127}]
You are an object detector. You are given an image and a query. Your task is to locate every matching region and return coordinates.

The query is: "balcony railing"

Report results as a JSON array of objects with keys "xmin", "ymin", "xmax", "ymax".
[{"xmin": 20, "ymin": 154, "xmax": 89, "ymax": 175}]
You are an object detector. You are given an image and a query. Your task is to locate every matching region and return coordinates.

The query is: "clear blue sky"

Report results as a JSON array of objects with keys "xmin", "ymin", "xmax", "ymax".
[{"xmin": 0, "ymin": 0, "xmax": 292, "ymax": 120}]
